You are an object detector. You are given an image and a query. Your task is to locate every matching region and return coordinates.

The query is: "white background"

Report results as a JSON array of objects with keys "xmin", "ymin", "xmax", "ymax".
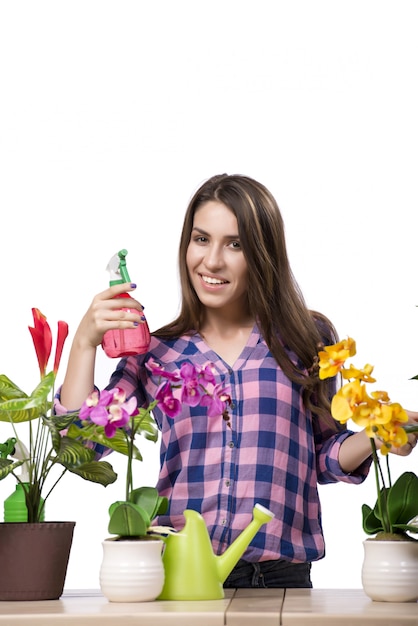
[{"xmin": 0, "ymin": 0, "xmax": 417, "ymax": 590}]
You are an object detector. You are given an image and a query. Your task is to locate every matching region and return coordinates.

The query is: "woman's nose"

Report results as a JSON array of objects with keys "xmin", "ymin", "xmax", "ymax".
[{"xmin": 204, "ymin": 244, "xmax": 224, "ymax": 269}]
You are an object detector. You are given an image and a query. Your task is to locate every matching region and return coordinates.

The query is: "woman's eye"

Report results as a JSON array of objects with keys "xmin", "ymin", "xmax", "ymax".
[
  {"xmin": 195, "ymin": 236, "xmax": 208, "ymax": 244},
  {"xmin": 230, "ymin": 241, "xmax": 241, "ymax": 249}
]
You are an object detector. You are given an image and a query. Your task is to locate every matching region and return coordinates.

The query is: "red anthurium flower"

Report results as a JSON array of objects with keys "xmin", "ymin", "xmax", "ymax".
[
  {"xmin": 53, "ymin": 321, "xmax": 69, "ymax": 375},
  {"xmin": 28, "ymin": 308, "xmax": 52, "ymax": 378}
]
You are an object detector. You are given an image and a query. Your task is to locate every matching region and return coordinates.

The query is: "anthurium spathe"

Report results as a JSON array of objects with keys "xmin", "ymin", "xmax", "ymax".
[
  {"xmin": 318, "ymin": 337, "xmax": 418, "ymax": 539},
  {"xmin": 0, "ymin": 310, "xmax": 117, "ymax": 523}
]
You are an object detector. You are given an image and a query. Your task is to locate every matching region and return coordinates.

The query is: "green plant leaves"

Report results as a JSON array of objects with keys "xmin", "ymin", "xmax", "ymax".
[
  {"xmin": 0, "ymin": 458, "xmax": 23, "ymax": 480},
  {"xmin": 108, "ymin": 501, "xmax": 150, "ymax": 536},
  {"xmin": 0, "ymin": 373, "xmax": 54, "ymax": 423},
  {"xmin": 387, "ymin": 472, "xmax": 418, "ymax": 531},
  {"xmin": 0, "ymin": 369, "xmax": 162, "ymax": 527},
  {"xmin": 362, "ymin": 472, "xmax": 418, "ymax": 536},
  {"xmin": 52, "ymin": 435, "xmax": 117, "ymax": 486},
  {"xmin": 130, "ymin": 486, "xmax": 168, "ymax": 519},
  {"xmin": 362, "ymin": 503, "xmax": 384, "ymax": 535},
  {"xmin": 66, "ymin": 460, "xmax": 117, "ymax": 485},
  {"xmin": 108, "ymin": 486, "xmax": 168, "ymax": 537},
  {"xmin": 66, "ymin": 422, "xmax": 143, "ymax": 460}
]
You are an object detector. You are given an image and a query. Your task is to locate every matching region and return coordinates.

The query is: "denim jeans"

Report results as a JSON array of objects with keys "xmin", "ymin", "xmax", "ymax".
[{"xmin": 223, "ymin": 558, "xmax": 312, "ymax": 589}]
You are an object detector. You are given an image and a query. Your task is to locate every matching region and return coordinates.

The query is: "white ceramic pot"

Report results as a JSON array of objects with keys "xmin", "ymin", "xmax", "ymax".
[
  {"xmin": 361, "ymin": 539, "xmax": 418, "ymax": 602},
  {"xmin": 99, "ymin": 538, "xmax": 165, "ymax": 602}
]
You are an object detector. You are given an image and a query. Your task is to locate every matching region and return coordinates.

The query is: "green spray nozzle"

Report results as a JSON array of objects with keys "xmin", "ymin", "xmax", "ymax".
[
  {"xmin": 117, "ymin": 249, "xmax": 131, "ymax": 283},
  {"xmin": 106, "ymin": 249, "xmax": 132, "ymax": 285},
  {"xmin": 0, "ymin": 438, "xmax": 17, "ymax": 459}
]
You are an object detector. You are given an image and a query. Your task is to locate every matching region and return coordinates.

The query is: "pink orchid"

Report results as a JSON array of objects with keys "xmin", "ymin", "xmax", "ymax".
[
  {"xmin": 155, "ymin": 381, "xmax": 182, "ymax": 418},
  {"xmin": 179, "ymin": 362, "xmax": 203, "ymax": 407},
  {"xmin": 197, "ymin": 362, "xmax": 217, "ymax": 385},
  {"xmin": 80, "ymin": 388, "xmax": 138, "ymax": 438},
  {"xmin": 146, "ymin": 358, "xmax": 181, "ymax": 382},
  {"xmin": 200, "ymin": 384, "xmax": 232, "ymax": 418}
]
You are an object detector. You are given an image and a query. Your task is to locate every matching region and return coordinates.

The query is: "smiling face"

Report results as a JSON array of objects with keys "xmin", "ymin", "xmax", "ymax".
[{"xmin": 186, "ymin": 200, "xmax": 249, "ymax": 318}]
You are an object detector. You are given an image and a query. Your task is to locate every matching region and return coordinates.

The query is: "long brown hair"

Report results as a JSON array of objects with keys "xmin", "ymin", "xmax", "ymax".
[{"xmin": 154, "ymin": 174, "xmax": 337, "ymax": 420}]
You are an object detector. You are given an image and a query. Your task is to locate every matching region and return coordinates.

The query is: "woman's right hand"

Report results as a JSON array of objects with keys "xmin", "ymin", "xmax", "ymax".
[
  {"xmin": 60, "ymin": 282, "xmax": 144, "ymax": 410},
  {"xmin": 74, "ymin": 282, "xmax": 144, "ymax": 349}
]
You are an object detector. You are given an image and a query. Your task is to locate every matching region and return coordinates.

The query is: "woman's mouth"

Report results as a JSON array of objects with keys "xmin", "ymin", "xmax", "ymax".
[{"xmin": 200, "ymin": 274, "xmax": 229, "ymax": 285}]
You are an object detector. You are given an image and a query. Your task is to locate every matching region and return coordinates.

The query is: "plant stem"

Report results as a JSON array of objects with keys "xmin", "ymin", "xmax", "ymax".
[
  {"xmin": 125, "ymin": 421, "xmax": 134, "ymax": 501},
  {"xmin": 370, "ymin": 438, "xmax": 391, "ymax": 534}
]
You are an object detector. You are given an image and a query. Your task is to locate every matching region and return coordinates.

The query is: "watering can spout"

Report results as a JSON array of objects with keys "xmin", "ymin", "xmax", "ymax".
[
  {"xmin": 158, "ymin": 504, "xmax": 274, "ymax": 601},
  {"xmin": 216, "ymin": 504, "xmax": 275, "ymax": 583}
]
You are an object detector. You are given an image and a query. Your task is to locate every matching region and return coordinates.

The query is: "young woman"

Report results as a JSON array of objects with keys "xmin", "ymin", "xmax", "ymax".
[{"xmin": 59, "ymin": 174, "xmax": 418, "ymax": 588}]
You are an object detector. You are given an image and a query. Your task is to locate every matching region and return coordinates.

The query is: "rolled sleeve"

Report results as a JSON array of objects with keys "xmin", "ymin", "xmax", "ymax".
[{"xmin": 317, "ymin": 430, "xmax": 372, "ymax": 484}]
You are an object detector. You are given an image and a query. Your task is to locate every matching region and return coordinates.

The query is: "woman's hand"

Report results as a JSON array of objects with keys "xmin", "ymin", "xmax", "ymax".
[
  {"xmin": 339, "ymin": 410, "xmax": 418, "ymax": 472},
  {"xmin": 387, "ymin": 409, "xmax": 418, "ymax": 457},
  {"xmin": 60, "ymin": 282, "xmax": 144, "ymax": 410},
  {"xmin": 74, "ymin": 282, "xmax": 144, "ymax": 349}
]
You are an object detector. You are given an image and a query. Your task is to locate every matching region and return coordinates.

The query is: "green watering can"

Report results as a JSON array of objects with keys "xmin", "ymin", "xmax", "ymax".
[{"xmin": 158, "ymin": 503, "xmax": 275, "ymax": 600}]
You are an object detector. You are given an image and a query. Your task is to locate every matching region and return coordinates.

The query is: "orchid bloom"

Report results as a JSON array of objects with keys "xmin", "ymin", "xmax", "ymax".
[
  {"xmin": 148, "ymin": 359, "xmax": 231, "ymax": 422},
  {"xmin": 342, "ymin": 363, "xmax": 376, "ymax": 384},
  {"xmin": 80, "ymin": 387, "xmax": 138, "ymax": 438},
  {"xmin": 200, "ymin": 383, "xmax": 232, "ymax": 418},
  {"xmin": 179, "ymin": 362, "xmax": 203, "ymax": 407},
  {"xmin": 318, "ymin": 337, "xmax": 356, "ymax": 380},
  {"xmin": 197, "ymin": 362, "xmax": 217, "ymax": 385},
  {"xmin": 28, "ymin": 308, "xmax": 69, "ymax": 378},
  {"xmin": 155, "ymin": 381, "xmax": 182, "ymax": 418},
  {"xmin": 320, "ymin": 338, "xmax": 408, "ymax": 449},
  {"xmin": 145, "ymin": 358, "xmax": 181, "ymax": 382}
]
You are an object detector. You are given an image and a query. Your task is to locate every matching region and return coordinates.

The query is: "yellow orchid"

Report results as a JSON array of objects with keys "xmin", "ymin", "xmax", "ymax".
[
  {"xmin": 376, "ymin": 420, "xmax": 409, "ymax": 455},
  {"xmin": 317, "ymin": 337, "xmax": 418, "ymax": 538},
  {"xmin": 331, "ymin": 379, "xmax": 366, "ymax": 424},
  {"xmin": 318, "ymin": 337, "xmax": 356, "ymax": 380},
  {"xmin": 342, "ymin": 363, "xmax": 376, "ymax": 383},
  {"xmin": 351, "ymin": 400, "xmax": 394, "ymax": 437}
]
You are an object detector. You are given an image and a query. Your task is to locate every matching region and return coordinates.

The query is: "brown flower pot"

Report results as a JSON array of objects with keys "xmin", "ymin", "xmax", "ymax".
[{"xmin": 0, "ymin": 521, "xmax": 75, "ymax": 601}]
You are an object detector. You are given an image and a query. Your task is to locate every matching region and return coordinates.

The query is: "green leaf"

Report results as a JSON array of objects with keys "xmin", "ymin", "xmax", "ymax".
[
  {"xmin": 0, "ymin": 375, "xmax": 29, "ymax": 401},
  {"xmin": 47, "ymin": 411, "xmax": 81, "ymax": 432},
  {"xmin": 24, "ymin": 372, "xmax": 54, "ymax": 407},
  {"xmin": 362, "ymin": 503, "xmax": 384, "ymax": 535},
  {"xmin": 67, "ymin": 460, "xmax": 117, "ymax": 486},
  {"xmin": 387, "ymin": 472, "xmax": 418, "ymax": 526},
  {"xmin": 133, "ymin": 410, "xmax": 159, "ymax": 442},
  {"xmin": 0, "ymin": 372, "xmax": 54, "ymax": 423},
  {"xmin": 129, "ymin": 486, "xmax": 168, "ymax": 520},
  {"xmin": 392, "ymin": 522, "xmax": 418, "ymax": 533},
  {"xmin": 66, "ymin": 423, "xmax": 143, "ymax": 460},
  {"xmin": 108, "ymin": 501, "xmax": 150, "ymax": 537},
  {"xmin": 0, "ymin": 396, "xmax": 45, "ymax": 423},
  {"xmin": 54, "ymin": 435, "xmax": 96, "ymax": 466},
  {"xmin": 0, "ymin": 458, "xmax": 23, "ymax": 480}
]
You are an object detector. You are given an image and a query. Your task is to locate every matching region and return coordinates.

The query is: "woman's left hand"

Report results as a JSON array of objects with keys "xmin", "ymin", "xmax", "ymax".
[{"xmin": 394, "ymin": 410, "xmax": 418, "ymax": 457}]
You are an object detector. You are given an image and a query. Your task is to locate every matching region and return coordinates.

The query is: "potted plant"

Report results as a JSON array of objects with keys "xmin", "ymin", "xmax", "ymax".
[
  {"xmin": 318, "ymin": 337, "xmax": 418, "ymax": 602},
  {"xmin": 69, "ymin": 358, "xmax": 232, "ymax": 602},
  {"xmin": 0, "ymin": 309, "xmax": 117, "ymax": 601}
]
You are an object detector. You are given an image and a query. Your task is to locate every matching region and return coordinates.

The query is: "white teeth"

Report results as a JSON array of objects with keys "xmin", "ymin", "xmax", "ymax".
[{"xmin": 201, "ymin": 275, "xmax": 227, "ymax": 285}]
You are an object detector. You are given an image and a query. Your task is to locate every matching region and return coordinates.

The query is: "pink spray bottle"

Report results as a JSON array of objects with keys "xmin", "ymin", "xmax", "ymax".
[{"xmin": 101, "ymin": 249, "xmax": 151, "ymax": 358}]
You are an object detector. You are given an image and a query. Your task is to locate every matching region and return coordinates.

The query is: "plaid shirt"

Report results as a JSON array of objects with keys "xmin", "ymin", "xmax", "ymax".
[{"xmin": 105, "ymin": 324, "xmax": 370, "ymax": 564}]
